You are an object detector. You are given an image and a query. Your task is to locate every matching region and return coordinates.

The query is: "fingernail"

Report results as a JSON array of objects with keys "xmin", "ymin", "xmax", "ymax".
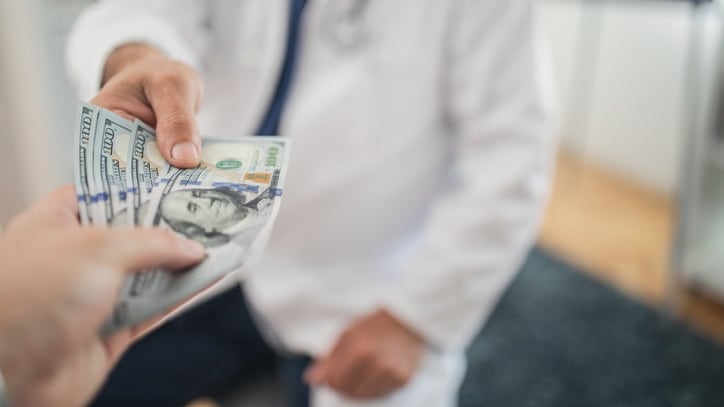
[{"xmin": 171, "ymin": 142, "xmax": 199, "ymax": 164}]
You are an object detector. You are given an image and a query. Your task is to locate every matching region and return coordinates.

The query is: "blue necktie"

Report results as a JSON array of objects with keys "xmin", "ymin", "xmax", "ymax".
[{"xmin": 256, "ymin": 0, "xmax": 308, "ymax": 136}]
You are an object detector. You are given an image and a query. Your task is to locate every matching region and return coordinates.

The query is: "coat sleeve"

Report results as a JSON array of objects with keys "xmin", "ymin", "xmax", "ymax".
[
  {"xmin": 66, "ymin": 0, "xmax": 208, "ymax": 100},
  {"xmin": 381, "ymin": 0, "xmax": 557, "ymax": 351}
]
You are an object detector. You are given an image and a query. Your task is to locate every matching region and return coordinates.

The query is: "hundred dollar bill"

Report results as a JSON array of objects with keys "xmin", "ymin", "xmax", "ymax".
[
  {"xmin": 73, "ymin": 103, "xmax": 98, "ymax": 225},
  {"xmin": 126, "ymin": 120, "xmax": 163, "ymax": 225},
  {"xmin": 91, "ymin": 110, "xmax": 134, "ymax": 226},
  {"xmin": 103, "ymin": 137, "xmax": 289, "ymax": 334}
]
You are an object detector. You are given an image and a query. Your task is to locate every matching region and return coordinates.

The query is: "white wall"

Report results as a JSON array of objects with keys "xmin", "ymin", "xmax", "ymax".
[
  {"xmin": 0, "ymin": 0, "xmax": 61, "ymax": 224},
  {"xmin": 540, "ymin": 0, "xmax": 722, "ymax": 196},
  {"xmin": 0, "ymin": 0, "xmax": 90, "ymax": 225},
  {"xmin": 42, "ymin": 0, "xmax": 95, "ymax": 186}
]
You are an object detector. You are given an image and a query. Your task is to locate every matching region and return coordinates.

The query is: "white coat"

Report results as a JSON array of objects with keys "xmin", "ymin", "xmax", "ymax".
[{"xmin": 67, "ymin": 1, "xmax": 556, "ymax": 405}]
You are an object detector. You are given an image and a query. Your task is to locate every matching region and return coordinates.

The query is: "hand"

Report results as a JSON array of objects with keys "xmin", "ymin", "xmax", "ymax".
[
  {"xmin": 0, "ymin": 186, "xmax": 205, "ymax": 407},
  {"xmin": 304, "ymin": 310, "xmax": 425, "ymax": 400},
  {"xmin": 91, "ymin": 43, "xmax": 204, "ymax": 168}
]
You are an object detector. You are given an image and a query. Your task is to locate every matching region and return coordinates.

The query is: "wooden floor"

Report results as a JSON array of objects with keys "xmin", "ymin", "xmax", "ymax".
[{"xmin": 539, "ymin": 151, "xmax": 724, "ymax": 343}]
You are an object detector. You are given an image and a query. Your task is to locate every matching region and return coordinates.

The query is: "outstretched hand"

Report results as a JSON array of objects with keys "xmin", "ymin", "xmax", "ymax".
[
  {"xmin": 92, "ymin": 43, "xmax": 204, "ymax": 168},
  {"xmin": 305, "ymin": 310, "xmax": 425, "ymax": 400},
  {"xmin": 0, "ymin": 186, "xmax": 205, "ymax": 407}
]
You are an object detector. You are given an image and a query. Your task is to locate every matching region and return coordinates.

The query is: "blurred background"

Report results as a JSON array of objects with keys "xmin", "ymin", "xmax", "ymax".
[{"xmin": 5, "ymin": 0, "xmax": 724, "ymax": 404}]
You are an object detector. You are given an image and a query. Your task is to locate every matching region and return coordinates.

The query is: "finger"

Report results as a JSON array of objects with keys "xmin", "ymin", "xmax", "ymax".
[
  {"xmin": 348, "ymin": 358, "xmax": 406, "ymax": 400},
  {"xmin": 349, "ymin": 373, "xmax": 395, "ymax": 400},
  {"xmin": 102, "ymin": 330, "xmax": 133, "ymax": 366},
  {"xmin": 91, "ymin": 87, "xmax": 156, "ymax": 126},
  {"xmin": 32, "ymin": 185, "xmax": 79, "ymax": 221},
  {"xmin": 308, "ymin": 340, "xmax": 369, "ymax": 395},
  {"xmin": 304, "ymin": 361, "xmax": 329, "ymax": 386},
  {"xmin": 103, "ymin": 229, "xmax": 206, "ymax": 272},
  {"xmin": 5, "ymin": 186, "xmax": 80, "ymax": 235},
  {"xmin": 96, "ymin": 267, "xmax": 207, "ymax": 351},
  {"xmin": 60, "ymin": 230, "xmax": 204, "ymax": 337},
  {"xmin": 304, "ymin": 338, "xmax": 349, "ymax": 385},
  {"xmin": 145, "ymin": 70, "xmax": 202, "ymax": 168},
  {"xmin": 326, "ymin": 353, "xmax": 370, "ymax": 396}
]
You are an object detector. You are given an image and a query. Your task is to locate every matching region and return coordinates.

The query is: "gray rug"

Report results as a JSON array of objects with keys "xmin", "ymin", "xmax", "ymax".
[{"xmin": 460, "ymin": 248, "xmax": 724, "ymax": 407}]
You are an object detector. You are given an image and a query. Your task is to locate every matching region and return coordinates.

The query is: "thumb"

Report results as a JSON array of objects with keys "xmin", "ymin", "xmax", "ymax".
[
  {"xmin": 146, "ymin": 72, "xmax": 203, "ymax": 168},
  {"xmin": 104, "ymin": 228, "xmax": 206, "ymax": 272},
  {"xmin": 304, "ymin": 359, "xmax": 331, "ymax": 386}
]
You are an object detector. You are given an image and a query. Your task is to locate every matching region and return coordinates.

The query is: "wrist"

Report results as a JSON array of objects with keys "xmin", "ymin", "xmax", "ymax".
[
  {"xmin": 102, "ymin": 43, "xmax": 165, "ymax": 85},
  {"xmin": 377, "ymin": 309, "xmax": 424, "ymax": 345}
]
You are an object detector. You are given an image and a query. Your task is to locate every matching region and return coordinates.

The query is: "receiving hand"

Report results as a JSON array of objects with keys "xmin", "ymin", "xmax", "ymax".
[
  {"xmin": 91, "ymin": 43, "xmax": 204, "ymax": 168},
  {"xmin": 0, "ymin": 186, "xmax": 205, "ymax": 407},
  {"xmin": 304, "ymin": 309, "xmax": 425, "ymax": 400}
]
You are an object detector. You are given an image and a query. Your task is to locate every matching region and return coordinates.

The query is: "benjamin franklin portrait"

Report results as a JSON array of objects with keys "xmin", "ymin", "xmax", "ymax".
[{"xmin": 159, "ymin": 187, "xmax": 273, "ymax": 247}]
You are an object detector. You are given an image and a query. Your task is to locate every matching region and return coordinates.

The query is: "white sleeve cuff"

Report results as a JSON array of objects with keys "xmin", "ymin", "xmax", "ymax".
[
  {"xmin": 66, "ymin": 7, "xmax": 201, "ymax": 101},
  {"xmin": 381, "ymin": 295, "xmax": 455, "ymax": 353}
]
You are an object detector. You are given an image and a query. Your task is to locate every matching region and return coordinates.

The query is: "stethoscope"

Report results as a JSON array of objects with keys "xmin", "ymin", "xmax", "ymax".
[{"xmin": 321, "ymin": 0, "xmax": 370, "ymax": 53}]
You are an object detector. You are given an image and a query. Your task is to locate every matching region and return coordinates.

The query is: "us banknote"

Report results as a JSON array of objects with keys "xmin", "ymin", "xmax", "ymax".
[
  {"xmin": 73, "ymin": 103, "xmax": 98, "ymax": 225},
  {"xmin": 126, "ymin": 120, "xmax": 163, "ymax": 225},
  {"xmin": 90, "ymin": 110, "xmax": 134, "ymax": 226},
  {"xmin": 103, "ymin": 137, "xmax": 289, "ymax": 334},
  {"xmin": 74, "ymin": 103, "xmax": 289, "ymax": 334}
]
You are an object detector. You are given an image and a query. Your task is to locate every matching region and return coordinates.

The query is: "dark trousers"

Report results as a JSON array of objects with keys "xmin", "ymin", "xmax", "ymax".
[{"xmin": 91, "ymin": 288, "xmax": 311, "ymax": 407}]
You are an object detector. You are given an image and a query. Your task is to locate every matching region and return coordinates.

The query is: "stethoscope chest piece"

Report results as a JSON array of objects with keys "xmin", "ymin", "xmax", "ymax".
[{"xmin": 321, "ymin": 0, "xmax": 370, "ymax": 54}]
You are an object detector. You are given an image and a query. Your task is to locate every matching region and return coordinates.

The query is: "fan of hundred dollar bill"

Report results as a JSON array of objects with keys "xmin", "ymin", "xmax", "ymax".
[{"xmin": 73, "ymin": 102, "xmax": 289, "ymax": 335}]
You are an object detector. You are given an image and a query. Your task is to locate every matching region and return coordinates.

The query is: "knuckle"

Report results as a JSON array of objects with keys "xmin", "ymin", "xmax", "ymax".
[
  {"xmin": 148, "ymin": 69, "xmax": 187, "ymax": 91},
  {"xmin": 161, "ymin": 111, "xmax": 195, "ymax": 137},
  {"xmin": 89, "ymin": 92, "xmax": 109, "ymax": 106},
  {"xmin": 352, "ymin": 338, "xmax": 375, "ymax": 359},
  {"xmin": 89, "ymin": 93, "xmax": 122, "ymax": 113},
  {"xmin": 339, "ymin": 329, "xmax": 356, "ymax": 343},
  {"xmin": 83, "ymin": 229, "xmax": 112, "ymax": 251},
  {"xmin": 328, "ymin": 376, "xmax": 345, "ymax": 391},
  {"xmin": 389, "ymin": 366, "xmax": 412, "ymax": 386},
  {"xmin": 179, "ymin": 63, "xmax": 202, "ymax": 83},
  {"xmin": 86, "ymin": 233, "xmax": 116, "ymax": 263}
]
